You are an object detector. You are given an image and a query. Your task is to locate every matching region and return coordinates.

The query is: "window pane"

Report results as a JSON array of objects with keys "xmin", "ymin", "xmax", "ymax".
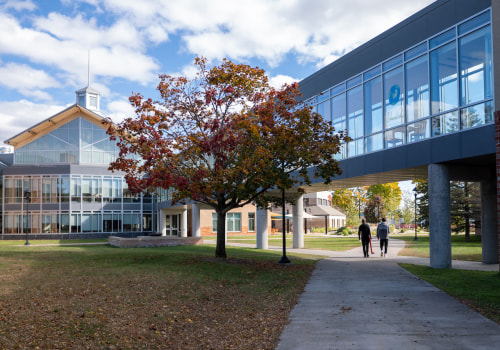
[
  {"xmin": 248, "ymin": 212, "xmax": 255, "ymax": 232},
  {"xmin": 430, "ymin": 42, "xmax": 458, "ymax": 114},
  {"xmin": 430, "ymin": 28, "xmax": 455, "ymax": 49},
  {"xmin": 331, "ymin": 83, "xmax": 345, "ymax": 96},
  {"xmin": 347, "ymin": 139, "xmax": 363, "ymax": 157},
  {"xmin": 347, "ymin": 86, "xmax": 363, "ymax": 139},
  {"xmin": 460, "ymin": 101, "xmax": 494, "ymax": 129},
  {"xmin": 384, "ymin": 127, "xmax": 404, "ymax": 148},
  {"xmin": 459, "ymin": 26, "xmax": 493, "ymax": 106},
  {"xmin": 347, "ymin": 74, "xmax": 362, "ymax": 88},
  {"xmin": 406, "ymin": 55, "xmax": 430, "ymax": 122},
  {"xmin": 431, "ymin": 111, "xmax": 459, "ymax": 136},
  {"xmin": 405, "ymin": 43, "xmax": 427, "ymax": 61},
  {"xmin": 407, "ymin": 119, "xmax": 430, "ymax": 143},
  {"xmin": 383, "ymin": 55, "xmax": 402, "ymax": 71},
  {"xmin": 364, "ymin": 76, "xmax": 383, "ymax": 135},
  {"xmin": 364, "ymin": 66, "xmax": 381, "ymax": 81},
  {"xmin": 458, "ymin": 11, "xmax": 490, "ymax": 35},
  {"xmin": 366, "ymin": 133, "xmax": 383, "ymax": 153},
  {"xmin": 332, "ymin": 93, "xmax": 346, "ymax": 134},
  {"xmin": 317, "ymin": 99, "xmax": 331, "ymax": 123},
  {"xmin": 384, "ymin": 67, "xmax": 404, "ymax": 128}
]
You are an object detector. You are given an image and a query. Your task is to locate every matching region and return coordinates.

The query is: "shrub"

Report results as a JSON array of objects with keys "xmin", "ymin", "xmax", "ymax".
[{"xmin": 336, "ymin": 226, "xmax": 352, "ymax": 236}]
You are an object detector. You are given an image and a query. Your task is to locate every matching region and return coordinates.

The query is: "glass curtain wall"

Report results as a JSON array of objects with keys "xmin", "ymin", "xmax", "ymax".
[{"xmin": 309, "ymin": 9, "xmax": 493, "ymax": 159}]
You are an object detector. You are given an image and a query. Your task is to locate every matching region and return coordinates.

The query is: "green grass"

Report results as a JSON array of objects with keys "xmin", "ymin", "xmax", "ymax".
[
  {"xmin": 228, "ymin": 235, "xmax": 360, "ymax": 251},
  {"xmin": 397, "ymin": 233, "xmax": 482, "ymax": 261},
  {"xmin": 401, "ymin": 263, "xmax": 500, "ymax": 324}
]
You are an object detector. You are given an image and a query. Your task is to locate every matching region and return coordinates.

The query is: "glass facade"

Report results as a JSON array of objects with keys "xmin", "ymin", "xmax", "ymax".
[
  {"xmin": 309, "ymin": 9, "xmax": 493, "ymax": 159},
  {"xmin": 14, "ymin": 117, "xmax": 120, "ymax": 165},
  {"xmin": 2, "ymin": 174, "xmax": 157, "ymax": 235}
]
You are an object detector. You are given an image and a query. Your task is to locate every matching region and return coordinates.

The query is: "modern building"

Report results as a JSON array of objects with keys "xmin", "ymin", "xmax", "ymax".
[
  {"xmin": 0, "ymin": 86, "xmax": 158, "ymax": 239},
  {"xmin": 295, "ymin": 0, "xmax": 500, "ymax": 268}
]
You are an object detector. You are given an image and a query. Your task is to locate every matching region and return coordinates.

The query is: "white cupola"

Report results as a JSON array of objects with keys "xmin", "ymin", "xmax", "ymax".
[{"xmin": 75, "ymin": 85, "xmax": 100, "ymax": 112}]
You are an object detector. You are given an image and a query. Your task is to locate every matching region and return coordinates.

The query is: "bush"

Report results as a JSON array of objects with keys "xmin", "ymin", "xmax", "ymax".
[
  {"xmin": 336, "ymin": 226, "xmax": 352, "ymax": 236},
  {"xmin": 400, "ymin": 228, "xmax": 406, "ymax": 233}
]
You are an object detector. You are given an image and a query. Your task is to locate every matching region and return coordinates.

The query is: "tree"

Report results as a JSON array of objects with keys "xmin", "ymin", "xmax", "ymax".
[
  {"xmin": 400, "ymin": 189, "xmax": 416, "ymax": 229},
  {"xmin": 366, "ymin": 183, "xmax": 401, "ymax": 221},
  {"xmin": 105, "ymin": 57, "xmax": 348, "ymax": 258},
  {"xmin": 413, "ymin": 179, "xmax": 428, "ymax": 229},
  {"xmin": 331, "ymin": 187, "xmax": 367, "ymax": 226},
  {"xmin": 450, "ymin": 181, "xmax": 480, "ymax": 240}
]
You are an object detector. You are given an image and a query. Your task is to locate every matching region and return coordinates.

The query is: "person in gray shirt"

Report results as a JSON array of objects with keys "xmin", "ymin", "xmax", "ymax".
[{"xmin": 376, "ymin": 217, "xmax": 390, "ymax": 257}]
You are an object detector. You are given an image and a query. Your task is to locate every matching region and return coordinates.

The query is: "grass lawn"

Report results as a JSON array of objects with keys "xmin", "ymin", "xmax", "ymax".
[
  {"xmin": 396, "ymin": 233, "xmax": 483, "ymax": 261},
  {"xmin": 0, "ymin": 241, "xmax": 317, "ymax": 349},
  {"xmin": 228, "ymin": 235, "xmax": 360, "ymax": 251},
  {"xmin": 401, "ymin": 264, "xmax": 500, "ymax": 324}
]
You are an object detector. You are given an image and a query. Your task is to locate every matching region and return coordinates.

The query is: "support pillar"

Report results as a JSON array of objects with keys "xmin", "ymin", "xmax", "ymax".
[
  {"xmin": 256, "ymin": 207, "xmax": 269, "ymax": 249},
  {"xmin": 428, "ymin": 163, "xmax": 451, "ymax": 269},
  {"xmin": 159, "ymin": 210, "xmax": 166, "ymax": 236},
  {"xmin": 181, "ymin": 209, "xmax": 188, "ymax": 237},
  {"xmin": 481, "ymin": 178, "xmax": 499, "ymax": 264},
  {"xmin": 292, "ymin": 194, "xmax": 304, "ymax": 249},
  {"xmin": 192, "ymin": 203, "xmax": 201, "ymax": 237}
]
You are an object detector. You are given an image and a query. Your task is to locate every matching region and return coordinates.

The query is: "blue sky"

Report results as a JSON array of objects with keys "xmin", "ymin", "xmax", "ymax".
[{"xmin": 0, "ymin": 0, "xmax": 435, "ymax": 150}]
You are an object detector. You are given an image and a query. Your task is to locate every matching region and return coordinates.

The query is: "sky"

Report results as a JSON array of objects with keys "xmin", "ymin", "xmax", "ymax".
[{"xmin": 0, "ymin": 0, "xmax": 436, "ymax": 150}]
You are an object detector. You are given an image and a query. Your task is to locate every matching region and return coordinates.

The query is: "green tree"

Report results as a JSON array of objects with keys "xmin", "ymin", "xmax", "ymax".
[
  {"xmin": 413, "ymin": 179, "xmax": 428, "ymax": 229},
  {"xmin": 106, "ymin": 57, "xmax": 348, "ymax": 258},
  {"xmin": 331, "ymin": 187, "xmax": 367, "ymax": 226},
  {"xmin": 366, "ymin": 183, "xmax": 402, "ymax": 220}
]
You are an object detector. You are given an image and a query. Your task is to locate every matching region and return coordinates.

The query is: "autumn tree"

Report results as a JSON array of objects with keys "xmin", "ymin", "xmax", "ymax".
[
  {"xmin": 106, "ymin": 57, "xmax": 348, "ymax": 258},
  {"xmin": 331, "ymin": 187, "xmax": 367, "ymax": 226},
  {"xmin": 366, "ymin": 183, "xmax": 402, "ymax": 220}
]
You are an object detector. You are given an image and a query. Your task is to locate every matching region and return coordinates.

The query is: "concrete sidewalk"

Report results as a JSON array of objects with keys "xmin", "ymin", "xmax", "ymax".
[{"xmin": 273, "ymin": 239, "xmax": 500, "ymax": 350}]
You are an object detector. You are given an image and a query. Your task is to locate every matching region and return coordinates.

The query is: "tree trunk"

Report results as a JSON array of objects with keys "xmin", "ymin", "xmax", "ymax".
[{"xmin": 215, "ymin": 211, "xmax": 227, "ymax": 258}]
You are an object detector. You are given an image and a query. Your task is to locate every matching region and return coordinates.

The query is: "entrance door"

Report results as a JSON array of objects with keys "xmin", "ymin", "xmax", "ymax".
[{"xmin": 165, "ymin": 214, "xmax": 179, "ymax": 236}]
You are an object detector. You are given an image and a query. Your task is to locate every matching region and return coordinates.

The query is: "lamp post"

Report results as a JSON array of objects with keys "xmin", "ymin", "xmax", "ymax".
[
  {"xmin": 24, "ymin": 190, "xmax": 31, "ymax": 246},
  {"xmin": 412, "ymin": 187, "xmax": 418, "ymax": 241},
  {"xmin": 278, "ymin": 188, "xmax": 291, "ymax": 265}
]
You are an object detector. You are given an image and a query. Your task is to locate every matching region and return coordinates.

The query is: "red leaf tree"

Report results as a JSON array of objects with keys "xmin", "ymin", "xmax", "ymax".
[{"xmin": 105, "ymin": 57, "xmax": 348, "ymax": 258}]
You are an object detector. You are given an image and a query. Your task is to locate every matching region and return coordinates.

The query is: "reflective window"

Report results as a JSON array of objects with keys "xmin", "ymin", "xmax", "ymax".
[
  {"xmin": 405, "ymin": 43, "xmax": 427, "ymax": 61},
  {"xmin": 406, "ymin": 55, "xmax": 430, "ymax": 122},
  {"xmin": 407, "ymin": 119, "xmax": 430, "ymax": 143},
  {"xmin": 384, "ymin": 67, "xmax": 404, "ymax": 128},
  {"xmin": 364, "ymin": 76, "xmax": 383, "ymax": 135},
  {"xmin": 430, "ymin": 28, "xmax": 455, "ymax": 49},
  {"xmin": 331, "ymin": 84, "xmax": 345, "ymax": 96},
  {"xmin": 317, "ymin": 99, "xmax": 331, "ymax": 123},
  {"xmin": 461, "ymin": 101, "xmax": 494, "ymax": 129},
  {"xmin": 347, "ymin": 86, "xmax": 363, "ymax": 139},
  {"xmin": 248, "ymin": 212, "xmax": 255, "ymax": 232},
  {"xmin": 347, "ymin": 75, "xmax": 362, "ymax": 88},
  {"xmin": 366, "ymin": 133, "xmax": 383, "ymax": 153},
  {"xmin": 459, "ymin": 11, "xmax": 490, "ymax": 35},
  {"xmin": 332, "ymin": 93, "xmax": 346, "ymax": 134},
  {"xmin": 430, "ymin": 42, "xmax": 458, "ymax": 114},
  {"xmin": 459, "ymin": 26, "xmax": 493, "ymax": 106},
  {"xmin": 384, "ymin": 127, "xmax": 404, "ymax": 148},
  {"xmin": 348, "ymin": 139, "xmax": 363, "ymax": 157},
  {"xmin": 227, "ymin": 213, "xmax": 241, "ymax": 232},
  {"xmin": 431, "ymin": 111, "xmax": 459, "ymax": 136},
  {"xmin": 364, "ymin": 66, "xmax": 381, "ymax": 81},
  {"xmin": 383, "ymin": 55, "xmax": 402, "ymax": 71}
]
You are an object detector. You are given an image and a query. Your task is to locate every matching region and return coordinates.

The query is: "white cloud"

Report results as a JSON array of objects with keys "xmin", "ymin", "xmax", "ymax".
[
  {"xmin": 0, "ymin": 100, "xmax": 68, "ymax": 145},
  {"xmin": 0, "ymin": 63, "xmax": 60, "ymax": 100},
  {"xmin": 268, "ymin": 74, "xmax": 297, "ymax": 89},
  {"xmin": 105, "ymin": 98, "xmax": 135, "ymax": 123},
  {"xmin": 1, "ymin": 0, "xmax": 36, "ymax": 12}
]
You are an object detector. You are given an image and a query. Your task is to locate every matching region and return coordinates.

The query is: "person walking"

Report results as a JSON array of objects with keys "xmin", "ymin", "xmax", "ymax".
[
  {"xmin": 358, "ymin": 219, "xmax": 371, "ymax": 258},
  {"xmin": 377, "ymin": 217, "xmax": 390, "ymax": 257}
]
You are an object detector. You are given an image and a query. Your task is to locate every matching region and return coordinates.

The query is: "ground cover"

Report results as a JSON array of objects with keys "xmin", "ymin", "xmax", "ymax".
[
  {"xmin": 0, "ymin": 242, "xmax": 316, "ymax": 349},
  {"xmin": 227, "ymin": 235, "xmax": 360, "ymax": 251},
  {"xmin": 400, "ymin": 263, "xmax": 500, "ymax": 325},
  {"xmin": 397, "ymin": 233, "xmax": 482, "ymax": 261}
]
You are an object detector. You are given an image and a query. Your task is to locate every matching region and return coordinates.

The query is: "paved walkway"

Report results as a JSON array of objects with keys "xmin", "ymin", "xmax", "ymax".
[{"xmin": 271, "ymin": 239, "xmax": 500, "ymax": 350}]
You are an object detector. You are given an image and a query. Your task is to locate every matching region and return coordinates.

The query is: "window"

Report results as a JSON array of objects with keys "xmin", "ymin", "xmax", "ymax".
[
  {"xmin": 459, "ymin": 26, "xmax": 493, "ymax": 106},
  {"xmin": 460, "ymin": 101, "xmax": 493, "ymax": 129},
  {"xmin": 317, "ymin": 99, "xmax": 331, "ymax": 123},
  {"xmin": 212, "ymin": 213, "xmax": 217, "ymax": 232},
  {"xmin": 332, "ymin": 93, "xmax": 346, "ymax": 134},
  {"xmin": 430, "ymin": 41, "xmax": 458, "ymax": 114},
  {"xmin": 227, "ymin": 213, "xmax": 241, "ymax": 232},
  {"xmin": 347, "ymin": 86, "xmax": 363, "ymax": 140},
  {"xmin": 384, "ymin": 66, "xmax": 404, "ymax": 128},
  {"xmin": 407, "ymin": 119, "xmax": 430, "ymax": 143},
  {"xmin": 248, "ymin": 212, "xmax": 255, "ymax": 232},
  {"xmin": 431, "ymin": 111, "xmax": 459, "ymax": 136},
  {"xmin": 364, "ymin": 76, "xmax": 383, "ymax": 135},
  {"xmin": 406, "ymin": 55, "xmax": 430, "ymax": 122}
]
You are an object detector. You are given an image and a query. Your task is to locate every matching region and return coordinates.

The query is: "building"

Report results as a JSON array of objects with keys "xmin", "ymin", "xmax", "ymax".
[{"xmin": 0, "ymin": 87, "xmax": 158, "ymax": 239}]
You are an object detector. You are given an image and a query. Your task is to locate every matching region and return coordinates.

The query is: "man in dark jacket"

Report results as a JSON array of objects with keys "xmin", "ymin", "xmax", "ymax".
[
  {"xmin": 377, "ymin": 217, "xmax": 390, "ymax": 257},
  {"xmin": 358, "ymin": 219, "xmax": 371, "ymax": 258}
]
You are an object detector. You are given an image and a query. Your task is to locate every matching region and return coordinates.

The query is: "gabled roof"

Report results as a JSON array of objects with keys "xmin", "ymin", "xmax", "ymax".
[
  {"xmin": 308, "ymin": 205, "xmax": 346, "ymax": 217},
  {"xmin": 4, "ymin": 104, "xmax": 108, "ymax": 149}
]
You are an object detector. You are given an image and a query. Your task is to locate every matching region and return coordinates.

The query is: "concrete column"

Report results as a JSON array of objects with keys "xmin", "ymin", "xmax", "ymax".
[
  {"xmin": 428, "ymin": 163, "xmax": 451, "ymax": 269},
  {"xmin": 292, "ymin": 194, "xmax": 304, "ymax": 249},
  {"xmin": 481, "ymin": 179, "xmax": 499, "ymax": 264},
  {"xmin": 159, "ymin": 210, "xmax": 166, "ymax": 236},
  {"xmin": 192, "ymin": 203, "xmax": 201, "ymax": 237},
  {"xmin": 256, "ymin": 207, "xmax": 269, "ymax": 249},
  {"xmin": 181, "ymin": 209, "xmax": 188, "ymax": 237}
]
